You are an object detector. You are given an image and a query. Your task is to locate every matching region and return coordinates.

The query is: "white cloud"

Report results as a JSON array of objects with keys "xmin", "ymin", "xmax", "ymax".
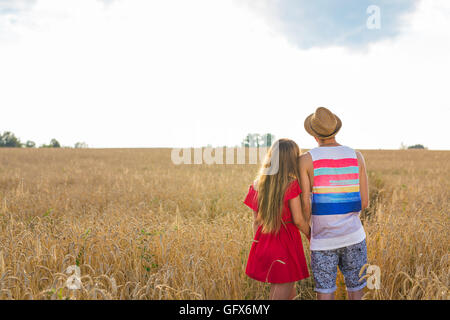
[
  {"xmin": 0, "ymin": 0, "xmax": 449, "ymax": 149},
  {"xmin": 238, "ymin": 0, "xmax": 421, "ymax": 49}
]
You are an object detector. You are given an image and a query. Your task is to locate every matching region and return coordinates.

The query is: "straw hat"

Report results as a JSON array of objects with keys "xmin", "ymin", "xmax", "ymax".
[{"xmin": 304, "ymin": 107, "xmax": 342, "ymax": 138}]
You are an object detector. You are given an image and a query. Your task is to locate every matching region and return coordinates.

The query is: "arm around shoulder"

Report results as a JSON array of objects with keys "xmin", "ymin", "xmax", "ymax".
[
  {"xmin": 299, "ymin": 153, "xmax": 313, "ymax": 224},
  {"xmin": 289, "ymin": 196, "xmax": 310, "ymax": 239}
]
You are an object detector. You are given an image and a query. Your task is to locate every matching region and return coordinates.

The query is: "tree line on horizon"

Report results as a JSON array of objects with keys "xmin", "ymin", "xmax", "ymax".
[
  {"xmin": 0, "ymin": 131, "xmax": 88, "ymax": 149},
  {"xmin": 400, "ymin": 142, "xmax": 427, "ymax": 150},
  {"xmin": 0, "ymin": 130, "xmax": 427, "ymax": 150}
]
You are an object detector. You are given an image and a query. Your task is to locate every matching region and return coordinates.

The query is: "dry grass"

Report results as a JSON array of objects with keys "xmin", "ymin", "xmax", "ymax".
[{"xmin": 0, "ymin": 148, "xmax": 448, "ymax": 300}]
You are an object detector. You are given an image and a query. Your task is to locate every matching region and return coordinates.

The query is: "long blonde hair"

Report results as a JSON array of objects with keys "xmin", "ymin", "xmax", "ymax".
[{"xmin": 255, "ymin": 139, "xmax": 301, "ymax": 234}]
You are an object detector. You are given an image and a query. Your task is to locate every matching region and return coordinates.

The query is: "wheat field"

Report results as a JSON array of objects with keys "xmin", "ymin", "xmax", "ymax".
[{"xmin": 0, "ymin": 148, "xmax": 448, "ymax": 300}]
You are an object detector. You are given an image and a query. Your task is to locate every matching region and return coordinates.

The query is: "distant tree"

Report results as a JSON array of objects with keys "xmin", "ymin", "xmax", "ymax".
[
  {"xmin": 408, "ymin": 144, "xmax": 426, "ymax": 149},
  {"xmin": 74, "ymin": 142, "xmax": 88, "ymax": 149},
  {"xmin": 40, "ymin": 139, "xmax": 61, "ymax": 148},
  {"xmin": 261, "ymin": 133, "xmax": 275, "ymax": 147},
  {"xmin": 25, "ymin": 140, "xmax": 36, "ymax": 148},
  {"xmin": 50, "ymin": 139, "xmax": 61, "ymax": 148},
  {"xmin": 242, "ymin": 133, "xmax": 275, "ymax": 147},
  {"xmin": 399, "ymin": 142, "xmax": 407, "ymax": 150},
  {"xmin": 242, "ymin": 133, "xmax": 252, "ymax": 147},
  {"xmin": 0, "ymin": 131, "xmax": 22, "ymax": 148}
]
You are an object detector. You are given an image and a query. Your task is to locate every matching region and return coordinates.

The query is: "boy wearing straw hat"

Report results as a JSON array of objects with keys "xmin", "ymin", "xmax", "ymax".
[{"xmin": 299, "ymin": 107, "xmax": 369, "ymax": 300}]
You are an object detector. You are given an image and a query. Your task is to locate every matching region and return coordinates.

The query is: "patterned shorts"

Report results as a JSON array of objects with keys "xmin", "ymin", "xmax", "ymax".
[{"xmin": 311, "ymin": 239, "xmax": 367, "ymax": 294}]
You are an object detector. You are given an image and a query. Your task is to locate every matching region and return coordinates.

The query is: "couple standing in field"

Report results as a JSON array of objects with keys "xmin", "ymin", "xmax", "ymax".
[{"xmin": 243, "ymin": 107, "xmax": 369, "ymax": 300}]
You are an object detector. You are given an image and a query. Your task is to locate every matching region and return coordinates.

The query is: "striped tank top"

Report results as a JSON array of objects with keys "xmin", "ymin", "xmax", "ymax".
[{"xmin": 308, "ymin": 145, "xmax": 366, "ymax": 251}]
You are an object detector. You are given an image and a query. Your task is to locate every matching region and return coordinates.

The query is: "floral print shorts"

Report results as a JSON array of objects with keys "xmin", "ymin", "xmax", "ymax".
[{"xmin": 311, "ymin": 239, "xmax": 367, "ymax": 294}]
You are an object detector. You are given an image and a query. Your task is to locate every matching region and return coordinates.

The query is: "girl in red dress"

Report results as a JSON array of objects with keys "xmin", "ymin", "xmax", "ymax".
[{"xmin": 244, "ymin": 138, "xmax": 310, "ymax": 300}]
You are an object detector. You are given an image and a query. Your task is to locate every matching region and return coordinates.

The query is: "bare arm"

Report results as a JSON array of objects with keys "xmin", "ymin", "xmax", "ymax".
[
  {"xmin": 356, "ymin": 151, "xmax": 369, "ymax": 210},
  {"xmin": 289, "ymin": 196, "xmax": 310, "ymax": 238},
  {"xmin": 299, "ymin": 153, "xmax": 313, "ymax": 225},
  {"xmin": 250, "ymin": 180, "xmax": 260, "ymax": 235},
  {"xmin": 252, "ymin": 212, "xmax": 259, "ymax": 235}
]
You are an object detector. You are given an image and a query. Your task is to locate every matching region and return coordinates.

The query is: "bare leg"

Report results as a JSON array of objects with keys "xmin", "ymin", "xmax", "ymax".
[
  {"xmin": 347, "ymin": 289, "xmax": 364, "ymax": 300},
  {"xmin": 289, "ymin": 285, "xmax": 297, "ymax": 300},
  {"xmin": 269, "ymin": 285, "xmax": 274, "ymax": 300},
  {"xmin": 316, "ymin": 292, "xmax": 335, "ymax": 300},
  {"xmin": 270, "ymin": 282, "xmax": 295, "ymax": 300}
]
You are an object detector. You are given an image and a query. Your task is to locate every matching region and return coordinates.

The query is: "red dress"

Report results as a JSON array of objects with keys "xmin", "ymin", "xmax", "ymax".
[{"xmin": 244, "ymin": 180, "xmax": 309, "ymax": 283}]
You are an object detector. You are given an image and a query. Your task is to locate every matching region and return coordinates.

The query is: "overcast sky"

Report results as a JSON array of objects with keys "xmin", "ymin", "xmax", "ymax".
[{"xmin": 0, "ymin": 0, "xmax": 449, "ymax": 149}]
